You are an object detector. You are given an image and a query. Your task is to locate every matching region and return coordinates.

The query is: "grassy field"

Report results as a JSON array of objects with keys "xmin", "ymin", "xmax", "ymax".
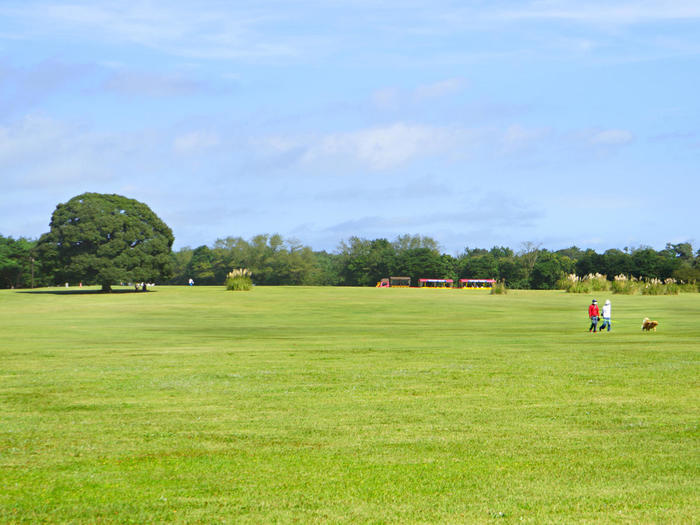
[{"xmin": 0, "ymin": 285, "xmax": 698, "ymax": 523}]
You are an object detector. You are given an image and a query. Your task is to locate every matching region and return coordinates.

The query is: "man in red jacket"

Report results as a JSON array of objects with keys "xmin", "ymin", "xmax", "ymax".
[{"xmin": 588, "ymin": 299, "xmax": 600, "ymax": 332}]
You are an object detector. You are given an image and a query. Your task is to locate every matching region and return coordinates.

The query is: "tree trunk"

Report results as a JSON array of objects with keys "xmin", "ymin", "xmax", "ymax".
[{"xmin": 101, "ymin": 283, "xmax": 112, "ymax": 292}]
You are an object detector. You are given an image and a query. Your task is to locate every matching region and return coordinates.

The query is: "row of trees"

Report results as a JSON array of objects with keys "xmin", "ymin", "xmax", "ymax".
[
  {"xmin": 4, "ymin": 231, "xmax": 699, "ymax": 291},
  {"xmin": 3, "ymin": 193, "xmax": 699, "ymax": 290},
  {"xmin": 171, "ymin": 234, "xmax": 320, "ymax": 286},
  {"xmin": 0, "ymin": 235, "xmax": 40, "ymax": 289},
  {"xmin": 172, "ymin": 236, "xmax": 700, "ymax": 290}
]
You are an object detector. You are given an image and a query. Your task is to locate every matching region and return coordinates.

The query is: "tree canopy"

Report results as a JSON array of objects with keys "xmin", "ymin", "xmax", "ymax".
[
  {"xmin": 0, "ymin": 235, "xmax": 35, "ymax": 288},
  {"xmin": 5, "ymin": 209, "xmax": 699, "ymax": 291},
  {"xmin": 37, "ymin": 193, "xmax": 174, "ymax": 291},
  {"xmin": 160, "ymin": 234, "xmax": 699, "ymax": 291}
]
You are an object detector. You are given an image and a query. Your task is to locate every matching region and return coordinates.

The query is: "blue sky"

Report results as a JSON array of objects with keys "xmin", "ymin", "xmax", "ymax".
[{"xmin": 1, "ymin": 1, "xmax": 698, "ymax": 254}]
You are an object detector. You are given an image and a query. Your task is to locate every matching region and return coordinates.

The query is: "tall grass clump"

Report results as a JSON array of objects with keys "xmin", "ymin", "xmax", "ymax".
[
  {"xmin": 641, "ymin": 278, "xmax": 665, "ymax": 295},
  {"xmin": 663, "ymin": 278, "xmax": 681, "ymax": 295},
  {"xmin": 490, "ymin": 280, "xmax": 508, "ymax": 294},
  {"xmin": 679, "ymin": 281, "xmax": 699, "ymax": 293},
  {"xmin": 558, "ymin": 273, "xmax": 607, "ymax": 293},
  {"xmin": 225, "ymin": 268, "xmax": 253, "ymax": 291},
  {"xmin": 641, "ymin": 278, "xmax": 680, "ymax": 295},
  {"xmin": 558, "ymin": 274, "xmax": 588, "ymax": 293},
  {"xmin": 611, "ymin": 274, "xmax": 638, "ymax": 295},
  {"xmin": 588, "ymin": 273, "xmax": 609, "ymax": 291}
]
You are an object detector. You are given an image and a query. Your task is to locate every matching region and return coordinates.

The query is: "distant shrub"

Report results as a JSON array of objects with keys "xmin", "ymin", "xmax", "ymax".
[
  {"xmin": 640, "ymin": 278, "xmax": 679, "ymax": 296},
  {"xmin": 225, "ymin": 268, "xmax": 253, "ymax": 291},
  {"xmin": 570, "ymin": 281, "xmax": 592, "ymax": 293},
  {"xmin": 662, "ymin": 278, "xmax": 680, "ymax": 295},
  {"xmin": 607, "ymin": 275, "xmax": 682, "ymax": 295},
  {"xmin": 641, "ymin": 278, "xmax": 664, "ymax": 295},
  {"xmin": 558, "ymin": 273, "xmax": 580, "ymax": 292},
  {"xmin": 611, "ymin": 274, "xmax": 638, "ymax": 295},
  {"xmin": 672, "ymin": 267, "xmax": 700, "ymax": 288},
  {"xmin": 490, "ymin": 280, "xmax": 508, "ymax": 295},
  {"xmin": 679, "ymin": 281, "xmax": 698, "ymax": 293},
  {"xmin": 557, "ymin": 274, "xmax": 573, "ymax": 291},
  {"xmin": 589, "ymin": 273, "xmax": 609, "ymax": 291},
  {"xmin": 559, "ymin": 273, "xmax": 606, "ymax": 293},
  {"xmin": 664, "ymin": 282, "xmax": 681, "ymax": 295},
  {"xmin": 674, "ymin": 273, "xmax": 698, "ymax": 293}
]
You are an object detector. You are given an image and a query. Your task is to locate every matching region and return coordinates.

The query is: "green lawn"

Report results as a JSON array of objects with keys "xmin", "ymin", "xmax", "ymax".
[{"xmin": 1, "ymin": 286, "xmax": 698, "ymax": 523}]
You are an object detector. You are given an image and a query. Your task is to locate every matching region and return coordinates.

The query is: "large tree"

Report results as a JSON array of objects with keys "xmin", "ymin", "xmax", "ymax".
[{"xmin": 37, "ymin": 193, "xmax": 174, "ymax": 291}]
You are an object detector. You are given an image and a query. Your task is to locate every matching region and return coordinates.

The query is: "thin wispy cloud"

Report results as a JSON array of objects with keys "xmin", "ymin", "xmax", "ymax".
[
  {"xmin": 302, "ymin": 123, "xmax": 470, "ymax": 171},
  {"xmin": 371, "ymin": 88, "xmax": 401, "ymax": 111},
  {"xmin": 320, "ymin": 191, "xmax": 543, "ymax": 241},
  {"xmin": 496, "ymin": 1, "xmax": 700, "ymax": 25},
  {"xmin": 414, "ymin": 78, "xmax": 468, "ymax": 100},
  {"xmin": 3, "ymin": 1, "xmax": 699, "ymax": 66},
  {"xmin": 1, "ymin": 2, "xmax": 312, "ymax": 61},
  {"xmin": 0, "ymin": 114, "xmax": 165, "ymax": 191},
  {"xmin": 102, "ymin": 71, "xmax": 205, "ymax": 97},
  {"xmin": 588, "ymin": 129, "xmax": 634, "ymax": 146},
  {"xmin": 501, "ymin": 124, "xmax": 551, "ymax": 153},
  {"xmin": 255, "ymin": 121, "xmax": 644, "ymax": 174},
  {"xmin": 173, "ymin": 130, "xmax": 221, "ymax": 155},
  {"xmin": 371, "ymin": 79, "xmax": 468, "ymax": 111},
  {"xmin": 0, "ymin": 114, "xmax": 78, "ymax": 170},
  {"xmin": 0, "ymin": 59, "xmax": 95, "ymax": 116}
]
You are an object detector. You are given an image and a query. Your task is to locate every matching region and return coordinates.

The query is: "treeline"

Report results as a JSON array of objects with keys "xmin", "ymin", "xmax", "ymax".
[
  {"xmin": 0, "ymin": 235, "xmax": 45, "ymax": 289},
  {"xmin": 170, "ymin": 234, "xmax": 322, "ymax": 286},
  {"xmin": 2, "ymin": 232, "xmax": 699, "ymax": 290},
  {"xmin": 168, "ymin": 234, "xmax": 700, "ymax": 290}
]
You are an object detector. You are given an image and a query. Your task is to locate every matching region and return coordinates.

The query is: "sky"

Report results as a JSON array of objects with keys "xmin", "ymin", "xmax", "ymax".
[{"xmin": 1, "ymin": 0, "xmax": 699, "ymax": 254}]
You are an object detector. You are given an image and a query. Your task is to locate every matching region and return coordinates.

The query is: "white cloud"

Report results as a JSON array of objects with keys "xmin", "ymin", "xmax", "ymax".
[
  {"xmin": 371, "ymin": 87, "xmax": 400, "ymax": 110},
  {"xmin": 3, "ymin": 1, "xmax": 699, "ymax": 69},
  {"xmin": 103, "ymin": 70, "xmax": 204, "ymax": 97},
  {"xmin": 258, "ymin": 120, "xmax": 635, "ymax": 173},
  {"xmin": 371, "ymin": 79, "xmax": 467, "ymax": 111},
  {"xmin": 317, "ymin": 190, "xmax": 543, "ymax": 247},
  {"xmin": 0, "ymin": 114, "xmax": 63, "ymax": 164},
  {"xmin": 2, "ymin": 2, "xmax": 306, "ymax": 61},
  {"xmin": 256, "ymin": 135, "xmax": 301, "ymax": 154},
  {"xmin": 588, "ymin": 129, "xmax": 634, "ymax": 145},
  {"xmin": 501, "ymin": 124, "xmax": 551, "ymax": 152},
  {"xmin": 0, "ymin": 114, "xmax": 165, "ymax": 192},
  {"xmin": 302, "ymin": 123, "xmax": 468, "ymax": 170},
  {"xmin": 0, "ymin": 60, "xmax": 95, "ymax": 116},
  {"xmin": 496, "ymin": 1, "xmax": 700, "ymax": 25},
  {"xmin": 173, "ymin": 131, "xmax": 221, "ymax": 154},
  {"xmin": 414, "ymin": 78, "xmax": 467, "ymax": 100}
]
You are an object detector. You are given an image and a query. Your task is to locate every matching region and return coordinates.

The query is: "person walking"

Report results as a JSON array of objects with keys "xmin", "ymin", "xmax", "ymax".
[
  {"xmin": 600, "ymin": 299, "xmax": 612, "ymax": 332},
  {"xmin": 588, "ymin": 299, "xmax": 600, "ymax": 333}
]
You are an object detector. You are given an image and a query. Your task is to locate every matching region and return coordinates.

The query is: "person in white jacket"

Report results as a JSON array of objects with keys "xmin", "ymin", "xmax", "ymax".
[{"xmin": 600, "ymin": 299, "xmax": 612, "ymax": 332}]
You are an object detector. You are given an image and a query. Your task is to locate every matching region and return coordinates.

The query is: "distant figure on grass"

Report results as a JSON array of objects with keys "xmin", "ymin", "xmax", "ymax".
[
  {"xmin": 599, "ymin": 299, "xmax": 612, "ymax": 332},
  {"xmin": 588, "ymin": 299, "xmax": 600, "ymax": 333},
  {"xmin": 188, "ymin": 278, "xmax": 194, "ymax": 286}
]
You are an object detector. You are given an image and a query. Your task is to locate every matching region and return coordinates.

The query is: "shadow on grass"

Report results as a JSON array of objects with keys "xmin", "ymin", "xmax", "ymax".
[{"xmin": 17, "ymin": 289, "xmax": 155, "ymax": 295}]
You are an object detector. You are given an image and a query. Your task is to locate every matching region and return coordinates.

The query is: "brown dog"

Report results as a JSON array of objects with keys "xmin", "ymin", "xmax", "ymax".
[{"xmin": 642, "ymin": 317, "xmax": 659, "ymax": 331}]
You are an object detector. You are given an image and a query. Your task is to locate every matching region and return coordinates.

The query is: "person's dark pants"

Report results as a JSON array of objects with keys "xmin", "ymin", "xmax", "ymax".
[{"xmin": 589, "ymin": 316, "xmax": 598, "ymax": 332}]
